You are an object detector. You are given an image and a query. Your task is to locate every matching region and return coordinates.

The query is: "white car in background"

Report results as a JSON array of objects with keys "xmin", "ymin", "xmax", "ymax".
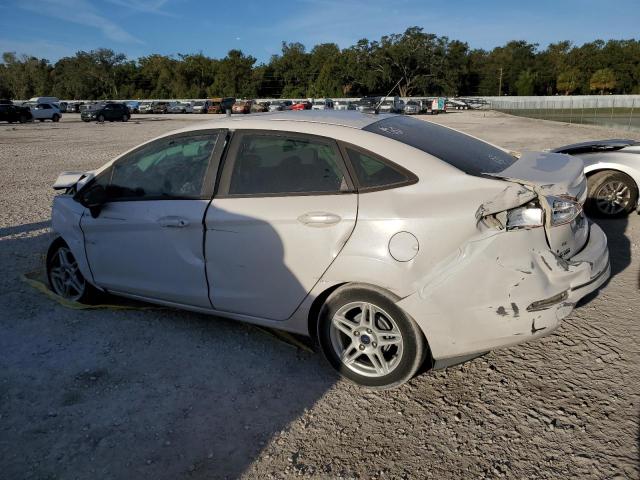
[
  {"xmin": 48, "ymin": 111, "xmax": 609, "ymax": 389},
  {"xmin": 404, "ymin": 100, "xmax": 421, "ymax": 115},
  {"xmin": 334, "ymin": 100, "xmax": 356, "ymax": 111},
  {"xmin": 312, "ymin": 98, "xmax": 334, "ymax": 110},
  {"xmin": 550, "ymin": 139, "xmax": 640, "ymax": 217},
  {"xmin": 192, "ymin": 100, "xmax": 210, "ymax": 114},
  {"xmin": 168, "ymin": 101, "xmax": 194, "ymax": 113},
  {"xmin": 29, "ymin": 102, "xmax": 62, "ymax": 122}
]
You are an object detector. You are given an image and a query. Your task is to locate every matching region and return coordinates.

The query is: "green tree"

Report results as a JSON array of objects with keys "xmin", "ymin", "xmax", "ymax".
[
  {"xmin": 556, "ymin": 68, "xmax": 581, "ymax": 95},
  {"xmin": 515, "ymin": 69, "xmax": 536, "ymax": 95},
  {"xmin": 590, "ymin": 68, "xmax": 617, "ymax": 94},
  {"xmin": 208, "ymin": 49, "xmax": 257, "ymax": 97},
  {"xmin": 270, "ymin": 42, "xmax": 310, "ymax": 98}
]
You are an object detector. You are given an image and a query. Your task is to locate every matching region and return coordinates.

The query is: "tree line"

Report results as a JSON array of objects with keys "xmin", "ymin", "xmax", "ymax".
[{"xmin": 1, "ymin": 27, "xmax": 639, "ymax": 100}]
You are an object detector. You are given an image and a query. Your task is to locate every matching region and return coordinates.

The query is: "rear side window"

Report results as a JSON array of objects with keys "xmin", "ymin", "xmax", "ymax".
[
  {"xmin": 345, "ymin": 147, "xmax": 411, "ymax": 190},
  {"xmin": 364, "ymin": 116, "xmax": 517, "ymax": 175},
  {"xmin": 221, "ymin": 133, "xmax": 349, "ymax": 196}
]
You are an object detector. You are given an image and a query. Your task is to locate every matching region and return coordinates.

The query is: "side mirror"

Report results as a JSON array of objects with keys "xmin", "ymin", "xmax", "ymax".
[{"xmin": 79, "ymin": 184, "xmax": 108, "ymax": 218}]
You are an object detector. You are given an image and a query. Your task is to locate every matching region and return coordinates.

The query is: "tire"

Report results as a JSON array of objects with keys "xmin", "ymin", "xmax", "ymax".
[
  {"xmin": 97, "ymin": 114, "xmax": 105, "ymax": 123},
  {"xmin": 317, "ymin": 284, "xmax": 428, "ymax": 389},
  {"xmin": 586, "ymin": 170, "xmax": 638, "ymax": 217},
  {"xmin": 39, "ymin": 119, "xmax": 44, "ymax": 122},
  {"xmin": 122, "ymin": 114, "xmax": 129, "ymax": 122},
  {"xmin": 52, "ymin": 114, "xmax": 60, "ymax": 122},
  {"xmin": 47, "ymin": 238, "xmax": 100, "ymax": 304},
  {"xmin": 19, "ymin": 114, "xmax": 27, "ymax": 123}
]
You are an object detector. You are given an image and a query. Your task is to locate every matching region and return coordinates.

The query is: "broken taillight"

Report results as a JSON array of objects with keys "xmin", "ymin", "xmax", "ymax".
[
  {"xmin": 505, "ymin": 202, "xmax": 544, "ymax": 230},
  {"xmin": 546, "ymin": 195, "xmax": 582, "ymax": 226}
]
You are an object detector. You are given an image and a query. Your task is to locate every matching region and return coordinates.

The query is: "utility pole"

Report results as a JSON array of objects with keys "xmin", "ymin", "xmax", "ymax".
[{"xmin": 498, "ymin": 67, "xmax": 503, "ymax": 96}]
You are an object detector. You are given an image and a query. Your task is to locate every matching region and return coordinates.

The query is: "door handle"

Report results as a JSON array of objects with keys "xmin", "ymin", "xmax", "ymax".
[
  {"xmin": 298, "ymin": 212, "xmax": 341, "ymax": 226},
  {"xmin": 158, "ymin": 217, "xmax": 190, "ymax": 228}
]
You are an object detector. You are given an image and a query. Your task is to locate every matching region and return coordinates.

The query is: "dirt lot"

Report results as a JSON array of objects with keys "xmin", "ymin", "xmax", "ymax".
[{"xmin": 1, "ymin": 111, "xmax": 639, "ymax": 479}]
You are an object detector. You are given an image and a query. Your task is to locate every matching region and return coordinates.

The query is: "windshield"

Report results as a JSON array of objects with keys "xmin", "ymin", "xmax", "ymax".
[
  {"xmin": 194, "ymin": 101, "xmax": 204, "ymax": 106},
  {"xmin": 364, "ymin": 116, "xmax": 517, "ymax": 176},
  {"xmin": 407, "ymin": 101, "xmax": 418, "ymax": 105},
  {"xmin": 313, "ymin": 100, "xmax": 325, "ymax": 105}
]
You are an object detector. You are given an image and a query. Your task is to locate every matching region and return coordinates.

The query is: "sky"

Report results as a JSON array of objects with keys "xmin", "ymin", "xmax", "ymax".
[{"xmin": 0, "ymin": 0, "xmax": 638, "ymax": 63}]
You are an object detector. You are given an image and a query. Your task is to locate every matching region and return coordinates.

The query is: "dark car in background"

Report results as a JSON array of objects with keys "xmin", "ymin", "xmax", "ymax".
[
  {"xmin": 152, "ymin": 101, "xmax": 170, "ymax": 114},
  {"xmin": 208, "ymin": 97, "xmax": 236, "ymax": 114},
  {"xmin": 232, "ymin": 99, "xmax": 254, "ymax": 114},
  {"xmin": 251, "ymin": 101, "xmax": 269, "ymax": 113},
  {"xmin": 81, "ymin": 102, "xmax": 130, "ymax": 122},
  {"xmin": 0, "ymin": 100, "xmax": 33, "ymax": 123}
]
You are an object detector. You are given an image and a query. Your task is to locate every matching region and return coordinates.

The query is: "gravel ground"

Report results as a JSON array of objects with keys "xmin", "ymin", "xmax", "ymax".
[{"xmin": 1, "ymin": 111, "xmax": 639, "ymax": 479}]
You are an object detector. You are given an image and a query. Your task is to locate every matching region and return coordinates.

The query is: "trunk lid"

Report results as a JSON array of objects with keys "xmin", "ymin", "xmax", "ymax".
[
  {"xmin": 485, "ymin": 151, "xmax": 589, "ymax": 259},
  {"xmin": 53, "ymin": 171, "xmax": 95, "ymax": 191}
]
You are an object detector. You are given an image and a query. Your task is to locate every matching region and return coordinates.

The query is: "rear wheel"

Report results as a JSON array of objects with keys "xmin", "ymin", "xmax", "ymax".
[
  {"xmin": 586, "ymin": 170, "xmax": 638, "ymax": 217},
  {"xmin": 52, "ymin": 114, "xmax": 60, "ymax": 122},
  {"xmin": 97, "ymin": 114, "xmax": 105, "ymax": 123},
  {"xmin": 47, "ymin": 239, "xmax": 99, "ymax": 303},
  {"xmin": 123, "ymin": 114, "xmax": 129, "ymax": 122},
  {"xmin": 19, "ymin": 114, "xmax": 27, "ymax": 123},
  {"xmin": 317, "ymin": 285, "xmax": 427, "ymax": 389}
]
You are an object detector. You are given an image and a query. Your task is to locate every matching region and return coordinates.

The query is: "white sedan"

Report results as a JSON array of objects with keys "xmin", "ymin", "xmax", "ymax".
[{"xmin": 48, "ymin": 111, "xmax": 610, "ymax": 388}]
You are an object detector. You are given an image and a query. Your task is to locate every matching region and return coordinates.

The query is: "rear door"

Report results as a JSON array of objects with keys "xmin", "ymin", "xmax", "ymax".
[
  {"xmin": 205, "ymin": 130, "xmax": 357, "ymax": 321},
  {"xmin": 80, "ymin": 129, "xmax": 226, "ymax": 307}
]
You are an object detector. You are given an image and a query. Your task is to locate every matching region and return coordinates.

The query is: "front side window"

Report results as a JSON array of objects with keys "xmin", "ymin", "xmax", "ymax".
[
  {"xmin": 222, "ymin": 133, "xmax": 349, "ymax": 196},
  {"xmin": 97, "ymin": 132, "xmax": 219, "ymax": 200}
]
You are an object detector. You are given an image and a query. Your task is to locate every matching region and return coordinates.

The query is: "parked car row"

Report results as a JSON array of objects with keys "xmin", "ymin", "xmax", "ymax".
[{"xmin": 1, "ymin": 95, "xmax": 473, "ymax": 125}]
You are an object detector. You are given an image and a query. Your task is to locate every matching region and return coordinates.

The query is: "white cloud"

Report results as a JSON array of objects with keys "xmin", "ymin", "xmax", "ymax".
[
  {"xmin": 18, "ymin": 0, "xmax": 143, "ymax": 44},
  {"xmin": 105, "ymin": 0, "xmax": 175, "ymax": 17}
]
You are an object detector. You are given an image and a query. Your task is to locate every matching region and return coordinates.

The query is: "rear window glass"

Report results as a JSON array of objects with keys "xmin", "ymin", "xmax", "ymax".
[
  {"xmin": 346, "ymin": 148, "xmax": 409, "ymax": 190},
  {"xmin": 363, "ymin": 116, "xmax": 517, "ymax": 175}
]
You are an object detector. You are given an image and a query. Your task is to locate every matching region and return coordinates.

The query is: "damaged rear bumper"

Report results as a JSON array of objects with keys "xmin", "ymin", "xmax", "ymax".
[{"xmin": 396, "ymin": 222, "xmax": 610, "ymax": 368}]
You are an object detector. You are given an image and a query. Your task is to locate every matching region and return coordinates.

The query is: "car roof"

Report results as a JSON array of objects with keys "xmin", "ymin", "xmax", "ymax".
[{"xmin": 184, "ymin": 110, "xmax": 392, "ymax": 130}]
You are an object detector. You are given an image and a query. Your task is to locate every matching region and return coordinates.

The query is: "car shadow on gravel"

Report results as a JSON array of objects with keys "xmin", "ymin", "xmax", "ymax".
[
  {"xmin": 577, "ymin": 215, "xmax": 631, "ymax": 307},
  {"xmin": 0, "ymin": 224, "xmax": 338, "ymax": 480}
]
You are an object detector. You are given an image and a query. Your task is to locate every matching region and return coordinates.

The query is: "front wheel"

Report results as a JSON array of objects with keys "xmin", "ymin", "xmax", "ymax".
[
  {"xmin": 317, "ymin": 285, "xmax": 428, "ymax": 389},
  {"xmin": 46, "ymin": 239, "xmax": 99, "ymax": 303},
  {"xmin": 586, "ymin": 170, "xmax": 638, "ymax": 217},
  {"xmin": 97, "ymin": 114, "xmax": 105, "ymax": 123},
  {"xmin": 122, "ymin": 114, "xmax": 129, "ymax": 122},
  {"xmin": 52, "ymin": 114, "xmax": 60, "ymax": 122}
]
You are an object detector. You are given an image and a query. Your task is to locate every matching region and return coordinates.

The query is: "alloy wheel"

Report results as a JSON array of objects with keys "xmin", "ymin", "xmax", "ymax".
[
  {"xmin": 329, "ymin": 301, "xmax": 404, "ymax": 378},
  {"xmin": 49, "ymin": 246, "xmax": 86, "ymax": 301},
  {"xmin": 595, "ymin": 180, "xmax": 631, "ymax": 215}
]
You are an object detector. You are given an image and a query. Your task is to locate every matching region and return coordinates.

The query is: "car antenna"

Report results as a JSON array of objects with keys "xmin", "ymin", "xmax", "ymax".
[{"xmin": 374, "ymin": 78, "xmax": 403, "ymax": 114}]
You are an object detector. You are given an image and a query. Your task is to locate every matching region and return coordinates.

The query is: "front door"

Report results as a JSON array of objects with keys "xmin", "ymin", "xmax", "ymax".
[
  {"xmin": 205, "ymin": 131, "xmax": 358, "ymax": 321},
  {"xmin": 80, "ymin": 129, "xmax": 225, "ymax": 308}
]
